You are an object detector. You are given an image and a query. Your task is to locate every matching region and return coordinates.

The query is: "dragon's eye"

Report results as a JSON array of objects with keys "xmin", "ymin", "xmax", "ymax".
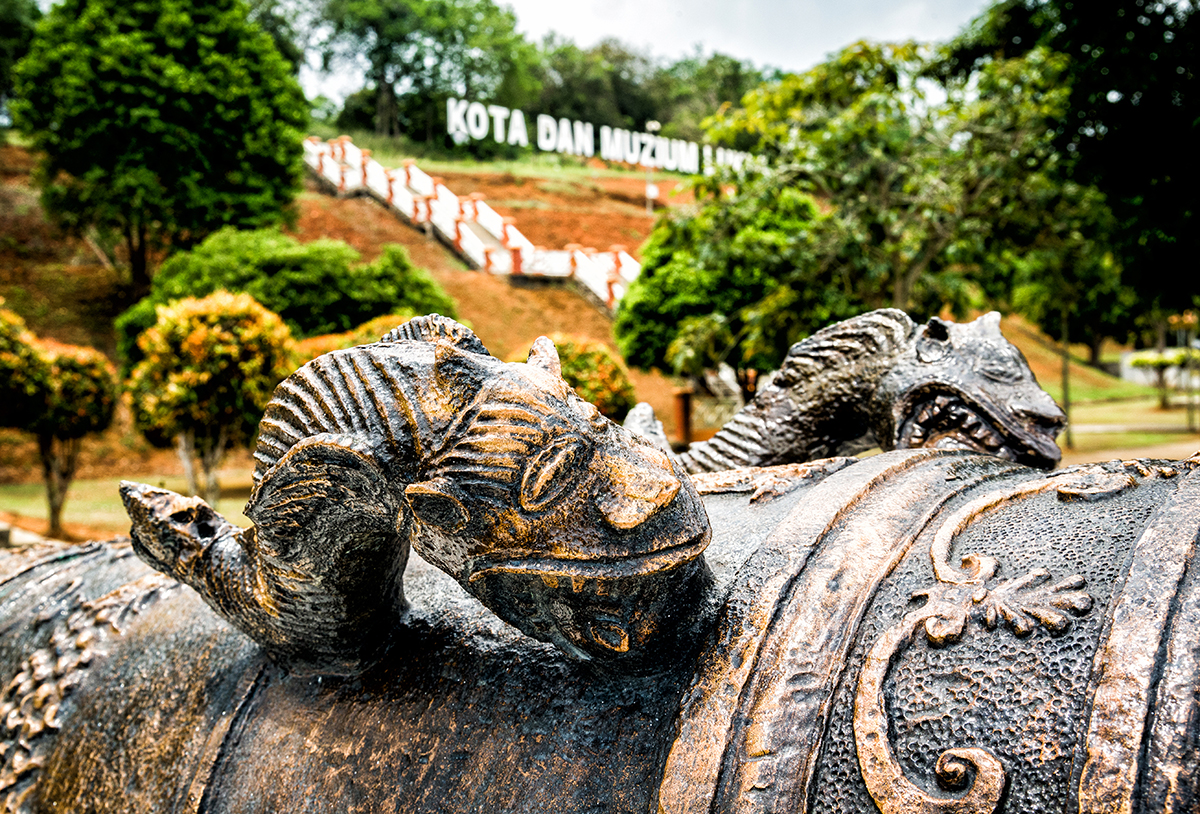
[{"xmin": 520, "ymin": 436, "xmax": 589, "ymax": 511}]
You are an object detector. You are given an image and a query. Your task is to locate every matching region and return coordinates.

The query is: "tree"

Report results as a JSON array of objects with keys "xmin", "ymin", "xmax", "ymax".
[
  {"xmin": 127, "ymin": 292, "xmax": 295, "ymax": 504},
  {"xmin": 2, "ymin": 303, "xmax": 117, "ymax": 539},
  {"xmin": 655, "ymin": 50, "xmax": 770, "ymax": 143},
  {"xmin": 115, "ymin": 230, "xmax": 456, "ymax": 371},
  {"xmin": 619, "ymin": 43, "xmax": 1084, "ymax": 394},
  {"xmin": 0, "ymin": 298, "xmax": 46, "ymax": 431},
  {"xmin": 939, "ymin": 0, "xmax": 1199, "ymax": 323},
  {"xmin": 322, "ymin": 0, "xmax": 539, "ymax": 140},
  {"xmin": 707, "ymin": 42, "xmax": 1076, "ymax": 315},
  {"xmin": 30, "ymin": 342, "xmax": 119, "ymax": 538},
  {"xmin": 0, "ymin": 0, "xmax": 39, "ymax": 125},
  {"xmin": 614, "ymin": 173, "xmax": 831, "ymax": 396},
  {"xmin": 11, "ymin": 0, "xmax": 307, "ymax": 294}
]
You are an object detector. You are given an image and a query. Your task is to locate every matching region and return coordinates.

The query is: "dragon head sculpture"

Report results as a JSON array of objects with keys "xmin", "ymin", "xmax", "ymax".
[
  {"xmin": 122, "ymin": 318, "xmax": 711, "ymax": 675},
  {"xmin": 403, "ymin": 337, "xmax": 712, "ymax": 669},
  {"xmin": 671, "ymin": 309, "xmax": 1065, "ymax": 473},
  {"xmin": 871, "ymin": 312, "xmax": 1065, "ymax": 468}
]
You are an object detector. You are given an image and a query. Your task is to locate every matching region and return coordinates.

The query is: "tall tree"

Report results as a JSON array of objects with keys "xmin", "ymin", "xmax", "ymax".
[
  {"xmin": 0, "ymin": 0, "xmax": 39, "ymax": 125},
  {"xmin": 939, "ymin": 0, "xmax": 1198, "ymax": 321},
  {"xmin": 323, "ymin": 0, "xmax": 539, "ymax": 138},
  {"xmin": 12, "ymin": 0, "xmax": 307, "ymax": 295},
  {"xmin": 707, "ymin": 41, "xmax": 1075, "ymax": 314}
]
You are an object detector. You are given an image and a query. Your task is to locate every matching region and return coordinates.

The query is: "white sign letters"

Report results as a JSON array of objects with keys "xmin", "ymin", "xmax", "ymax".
[{"xmin": 446, "ymin": 97, "xmax": 750, "ymax": 175}]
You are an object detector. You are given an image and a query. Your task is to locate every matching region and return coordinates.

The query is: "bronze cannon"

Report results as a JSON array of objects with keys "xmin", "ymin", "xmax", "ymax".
[{"xmin": 1, "ymin": 315, "xmax": 1196, "ymax": 814}]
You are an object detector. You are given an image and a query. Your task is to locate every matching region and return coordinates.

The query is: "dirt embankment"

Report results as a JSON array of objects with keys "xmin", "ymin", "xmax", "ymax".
[{"xmin": 0, "ymin": 147, "xmax": 684, "ymax": 494}]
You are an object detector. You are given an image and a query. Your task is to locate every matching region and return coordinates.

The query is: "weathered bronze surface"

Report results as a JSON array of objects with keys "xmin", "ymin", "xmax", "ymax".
[
  {"xmin": 2, "ymin": 315, "xmax": 1198, "ymax": 814},
  {"xmin": 628, "ymin": 308, "xmax": 1066, "ymax": 472}
]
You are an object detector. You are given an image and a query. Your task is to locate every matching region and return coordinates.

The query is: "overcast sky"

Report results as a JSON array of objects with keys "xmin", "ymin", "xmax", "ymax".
[
  {"xmin": 501, "ymin": 0, "xmax": 992, "ymax": 73},
  {"xmin": 304, "ymin": 0, "xmax": 994, "ymax": 103}
]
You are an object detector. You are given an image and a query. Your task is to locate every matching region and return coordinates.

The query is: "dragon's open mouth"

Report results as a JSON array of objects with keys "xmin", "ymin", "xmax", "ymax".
[
  {"xmin": 468, "ymin": 530, "xmax": 710, "ymax": 584},
  {"xmin": 897, "ymin": 392, "xmax": 1062, "ymax": 468}
]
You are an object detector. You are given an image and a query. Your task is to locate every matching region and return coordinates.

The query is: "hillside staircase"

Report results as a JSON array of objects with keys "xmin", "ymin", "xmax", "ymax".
[{"xmin": 303, "ymin": 136, "xmax": 642, "ymax": 311}]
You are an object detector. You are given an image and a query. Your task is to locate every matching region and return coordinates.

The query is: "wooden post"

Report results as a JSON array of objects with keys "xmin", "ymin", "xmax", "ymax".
[
  {"xmin": 403, "ymin": 158, "xmax": 415, "ymax": 190},
  {"xmin": 501, "ymin": 216, "xmax": 516, "ymax": 247},
  {"xmin": 385, "ymin": 170, "xmax": 395, "ymax": 205},
  {"xmin": 511, "ymin": 246, "xmax": 523, "ymax": 275},
  {"xmin": 674, "ymin": 388, "xmax": 693, "ymax": 446}
]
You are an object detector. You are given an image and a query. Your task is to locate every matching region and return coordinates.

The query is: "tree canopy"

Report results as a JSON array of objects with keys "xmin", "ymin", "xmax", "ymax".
[
  {"xmin": 12, "ymin": 0, "xmax": 308, "ymax": 292},
  {"xmin": 618, "ymin": 40, "xmax": 1092, "ymax": 390},
  {"xmin": 2, "ymin": 304, "xmax": 117, "ymax": 539},
  {"xmin": 0, "ymin": 0, "xmax": 38, "ymax": 122},
  {"xmin": 939, "ymin": 0, "xmax": 1198, "ymax": 318},
  {"xmin": 323, "ymin": 0, "xmax": 539, "ymax": 142}
]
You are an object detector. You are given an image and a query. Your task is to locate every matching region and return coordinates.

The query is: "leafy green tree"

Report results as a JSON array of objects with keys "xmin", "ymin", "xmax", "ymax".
[
  {"xmin": 0, "ymin": 299, "xmax": 46, "ymax": 430},
  {"xmin": 0, "ymin": 0, "xmax": 39, "ymax": 125},
  {"xmin": 939, "ymin": 0, "xmax": 1198, "ymax": 324},
  {"xmin": 246, "ymin": 0, "xmax": 308, "ymax": 74},
  {"xmin": 708, "ymin": 42, "xmax": 1075, "ymax": 314},
  {"xmin": 322, "ymin": 0, "xmax": 539, "ymax": 140},
  {"xmin": 127, "ymin": 291, "xmax": 295, "ymax": 504},
  {"xmin": 30, "ymin": 342, "xmax": 118, "ymax": 539},
  {"xmin": 620, "ymin": 42, "xmax": 1085, "ymax": 395},
  {"xmin": 115, "ymin": 229, "xmax": 456, "ymax": 371},
  {"xmin": 12, "ymin": 0, "xmax": 307, "ymax": 294},
  {"xmin": 614, "ymin": 174, "xmax": 831, "ymax": 396},
  {"xmin": 2, "ymin": 304, "xmax": 117, "ymax": 538},
  {"xmin": 656, "ymin": 50, "xmax": 770, "ymax": 143}
]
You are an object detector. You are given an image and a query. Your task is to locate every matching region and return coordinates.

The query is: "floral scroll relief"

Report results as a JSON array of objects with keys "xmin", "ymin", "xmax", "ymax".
[{"xmin": 853, "ymin": 474, "xmax": 1107, "ymax": 814}]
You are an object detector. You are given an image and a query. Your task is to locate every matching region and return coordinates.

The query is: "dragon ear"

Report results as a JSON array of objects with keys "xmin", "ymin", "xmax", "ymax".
[
  {"xmin": 406, "ymin": 477, "xmax": 470, "ymax": 533},
  {"xmin": 978, "ymin": 311, "xmax": 1003, "ymax": 335},
  {"xmin": 916, "ymin": 317, "xmax": 951, "ymax": 363},
  {"xmin": 526, "ymin": 336, "xmax": 563, "ymax": 378}
]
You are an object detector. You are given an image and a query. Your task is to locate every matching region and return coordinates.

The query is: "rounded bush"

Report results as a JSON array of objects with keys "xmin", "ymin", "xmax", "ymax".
[{"xmin": 127, "ymin": 290, "xmax": 295, "ymax": 450}]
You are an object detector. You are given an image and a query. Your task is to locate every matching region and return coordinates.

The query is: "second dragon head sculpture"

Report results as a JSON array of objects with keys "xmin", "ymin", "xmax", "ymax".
[{"xmin": 121, "ymin": 316, "xmax": 711, "ymax": 675}]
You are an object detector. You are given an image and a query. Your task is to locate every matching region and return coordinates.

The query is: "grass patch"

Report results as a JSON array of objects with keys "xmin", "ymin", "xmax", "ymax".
[
  {"xmin": 0, "ymin": 472, "xmax": 254, "ymax": 535},
  {"xmin": 1062, "ymin": 431, "xmax": 1200, "ymax": 454},
  {"xmin": 1068, "ymin": 397, "xmax": 1196, "ymax": 427},
  {"xmin": 1003, "ymin": 318, "xmax": 1156, "ymax": 403}
]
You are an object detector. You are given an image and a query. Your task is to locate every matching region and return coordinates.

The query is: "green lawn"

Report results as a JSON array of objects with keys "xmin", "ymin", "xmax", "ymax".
[{"xmin": 0, "ymin": 472, "xmax": 253, "ymax": 537}]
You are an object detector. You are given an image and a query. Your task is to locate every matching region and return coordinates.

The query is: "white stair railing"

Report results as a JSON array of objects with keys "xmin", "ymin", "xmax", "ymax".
[{"xmin": 302, "ymin": 136, "xmax": 642, "ymax": 311}]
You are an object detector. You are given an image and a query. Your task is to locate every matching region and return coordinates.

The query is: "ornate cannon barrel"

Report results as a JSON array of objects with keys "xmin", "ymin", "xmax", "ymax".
[{"xmin": 2, "ymin": 449, "xmax": 1199, "ymax": 813}]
